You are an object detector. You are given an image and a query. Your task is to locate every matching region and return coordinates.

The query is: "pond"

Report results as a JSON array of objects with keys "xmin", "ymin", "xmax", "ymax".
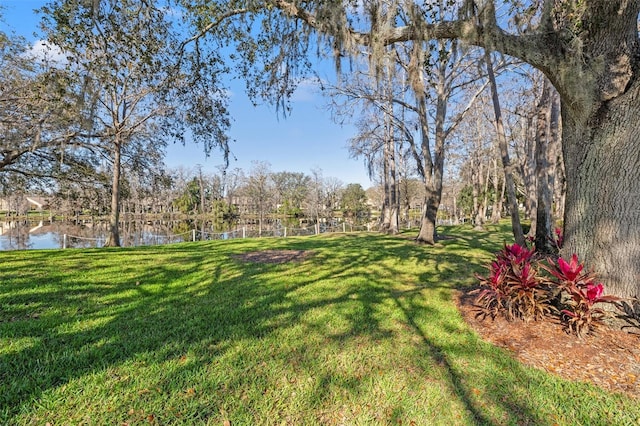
[{"xmin": 0, "ymin": 218, "xmax": 371, "ymax": 251}]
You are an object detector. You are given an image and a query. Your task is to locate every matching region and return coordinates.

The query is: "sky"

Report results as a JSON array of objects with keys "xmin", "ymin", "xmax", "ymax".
[{"xmin": 0, "ymin": 0, "xmax": 373, "ymax": 188}]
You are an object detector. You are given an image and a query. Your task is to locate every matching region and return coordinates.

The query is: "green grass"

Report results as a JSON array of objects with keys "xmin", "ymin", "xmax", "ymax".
[{"xmin": 1, "ymin": 223, "xmax": 638, "ymax": 425}]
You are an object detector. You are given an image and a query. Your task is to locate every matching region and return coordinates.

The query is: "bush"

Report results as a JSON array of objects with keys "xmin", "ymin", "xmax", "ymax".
[
  {"xmin": 543, "ymin": 254, "xmax": 619, "ymax": 337},
  {"xmin": 472, "ymin": 243, "xmax": 554, "ymax": 322},
  {"xmin": 474, "ymin": 245, "xmax": 619, "ymax": 337}
]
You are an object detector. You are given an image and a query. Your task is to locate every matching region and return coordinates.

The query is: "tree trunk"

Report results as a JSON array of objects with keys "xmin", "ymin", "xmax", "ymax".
[
  {"xmin": 534, "ymin": 78, "xmax": 554, "ymax": 253},
  {"xmin": 386, "ymin": 120, "xmax": 399, "ymax": 234},
  {"xmin": 105, "ymin": 139, "xmax": 122, "ymax": 247},
  {"xmin": 484, "ymin": 50, "xmax": 526, "ymax": 247},
  {"xmin": 380, "ymin": 121, "xmax": 392, "ymax": 232},
  {"xmin": 472, "ymin": 160, "xmax": 484, "ymax": 229},
  {"xmin": 480, "ymin": 162, "xmax": 490, "ymax": 225},
  {"xmin": 523, "ymin": 114, "xmax": 537, "ymax": 236},
  {"xmin": 490, "ymin": 158, "xmax": 503, "ymax": 223},
  {"xmin": 412, "ymin": 40, "xmax": 448, "ymax": 245},
  {"xmin": 561, "ymin": 79, "xmax": 640, "ymax": 299},
  {"xmin": 417, "ymin": 189, "xmax": 440, "ymax": 243},
  {"xmin": 548, "ymin": 89, "xmax": 563, "ymax": 226}
]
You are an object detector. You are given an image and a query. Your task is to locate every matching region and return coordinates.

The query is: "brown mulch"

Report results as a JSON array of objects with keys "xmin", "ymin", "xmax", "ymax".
[
  {"xmin": 232, "ymin": 249, "xmax": 314, "ymax": 264},
  {"xmin": 455, "ymin": 290, "xmax": 640, "ymax": 399}
]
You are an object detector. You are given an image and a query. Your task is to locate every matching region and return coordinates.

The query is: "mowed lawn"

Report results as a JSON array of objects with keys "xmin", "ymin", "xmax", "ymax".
[{"xmin": 1, "ymin": 225, "xmax": 638, "ymax": 425}]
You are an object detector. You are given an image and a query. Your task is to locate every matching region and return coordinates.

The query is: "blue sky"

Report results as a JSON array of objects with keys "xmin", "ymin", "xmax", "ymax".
[{"xmin": 0, "ymin": 0, "xmax": 373, "ymax": 188}]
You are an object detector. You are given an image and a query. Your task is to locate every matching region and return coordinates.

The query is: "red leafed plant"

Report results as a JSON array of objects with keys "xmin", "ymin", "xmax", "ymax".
[
  {"xmin": 474, "ymin": 243, "xmax": 621, "ymax": 337},
  {"xmin": 472, "ymin": 243, "xmax": 554, "ymax": 322},
  {"xmin": 544, "ymin": 255, "xmax": 619, "ymax": 337},
  {"xmin": 550, "ymin": 227, "xmax": 564, "ymax": 250}
]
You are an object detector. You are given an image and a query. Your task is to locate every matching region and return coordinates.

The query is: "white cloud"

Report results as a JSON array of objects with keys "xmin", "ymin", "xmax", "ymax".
[{"xmin": 26, "ymin": 39, "xmax": 67, "ymax": 65}]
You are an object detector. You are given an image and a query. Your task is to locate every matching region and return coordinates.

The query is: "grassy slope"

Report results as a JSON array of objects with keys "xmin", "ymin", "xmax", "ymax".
[{"xmin": 0, "ymin": 224, "xmax": 637, "ymax": 425}]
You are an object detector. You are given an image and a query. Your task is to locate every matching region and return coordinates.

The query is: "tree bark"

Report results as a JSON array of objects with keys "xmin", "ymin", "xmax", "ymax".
[
  {"xmin": 548, "ymin": 89, "xmax": 563, "ymax": 225},
  {"xmin": 105, "ymin": 138, "xmax": 122, "ymax": 247},
  {"xmin": 561, "ymin": 78, "xmax": 640, "ymax": 299},
  {"xmin": 387, "ymin": 133, "xmax": 399, "ymax": 234}
]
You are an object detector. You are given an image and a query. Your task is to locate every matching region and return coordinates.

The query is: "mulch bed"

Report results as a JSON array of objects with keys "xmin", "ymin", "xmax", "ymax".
[{"xmin": 455, "ymin": 290, "xmax": 640, "ymax": 398}]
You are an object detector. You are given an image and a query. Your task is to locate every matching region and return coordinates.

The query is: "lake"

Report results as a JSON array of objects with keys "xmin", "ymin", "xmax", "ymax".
[{"xmin": 0, "ymin": 218, "xmax": 370, "ymax": 251}]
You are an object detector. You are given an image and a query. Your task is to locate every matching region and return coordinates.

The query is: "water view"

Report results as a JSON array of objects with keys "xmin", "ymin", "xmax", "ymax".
[{"xmin": 0, "ymin": 218, "xmax": 371, "ymax": 251}]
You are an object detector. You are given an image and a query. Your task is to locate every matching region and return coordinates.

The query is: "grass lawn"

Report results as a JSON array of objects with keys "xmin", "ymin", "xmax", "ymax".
[{"xmin": 1, "ymin": 224, "xmax": 638, "ymax": 425}]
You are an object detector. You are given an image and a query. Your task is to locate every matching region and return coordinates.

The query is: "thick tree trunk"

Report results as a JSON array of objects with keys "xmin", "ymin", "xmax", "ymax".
[
  {"xmin": 380, "ymin": 122, "xmax": 392, "ymax": 232},
  {"xmin": 416, "ymin": 189, "xmax": 440, "ymax": 244},
  {"xmin": 105, "ymin": 140, "xmax": 122, "ymax": 247},
  {"xmin": 561, "ymin": 79, "xmax": 640, "ymax": 299},
  {"xmin": 380, "ymin": 169, "xmax": 391, "ymax": 232}
]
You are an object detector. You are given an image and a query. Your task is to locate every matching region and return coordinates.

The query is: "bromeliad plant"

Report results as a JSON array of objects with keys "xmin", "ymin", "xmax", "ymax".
[
  {"xmin": 550, "ymin": 227, "xmax": 564, "ymax": 251},
  {"xmin": 473, "ymin": 243, "xmax": 554, "ymax": 322},
  {"xmin": 474, "ymin": 245, "xmax": 619, "ymax": 336},
  {"xmin": 545, "ymin": 254, "xmax": 619, "ymax": 337}
]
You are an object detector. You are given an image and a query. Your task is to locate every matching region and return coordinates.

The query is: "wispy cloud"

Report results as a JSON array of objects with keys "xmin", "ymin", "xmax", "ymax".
[{"xmin": 26, "ymin": 39, "xmax": 66, "ymax": 65}]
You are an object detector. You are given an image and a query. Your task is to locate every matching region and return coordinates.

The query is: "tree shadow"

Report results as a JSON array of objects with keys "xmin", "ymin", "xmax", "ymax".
[{"xmin": 1, "ymin": 232, "xmax": 637, "ymax": 423}]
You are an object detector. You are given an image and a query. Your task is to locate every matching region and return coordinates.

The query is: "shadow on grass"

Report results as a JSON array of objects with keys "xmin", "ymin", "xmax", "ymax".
[{"xmin": 1, "ymin": 229, "xmax": 637, "ymax": 423}]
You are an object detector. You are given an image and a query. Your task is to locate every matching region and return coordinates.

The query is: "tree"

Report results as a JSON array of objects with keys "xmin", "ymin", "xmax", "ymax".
[
  {"xmin": 243, "ymin": 161, "xmax": 274, "ymax": 236},
  {"xmin": 336, "ymin": 37, "xmax": 484, "ymax": 241},
  {"xmin": 42, "ymin": 0, "xmax": 230, "ymax": 246},
  {"xmin": 533, "ymin": 77, "xmax": 562, "ymax": 253},
  {"xmin": 271, "ymin": 171, "xmax": 310, "ymax": 216},
  {"xmin": 181, "ymin": 0, "xmax": 640, "ymax": 297},
  {"xmin": 341, "ymin": 183, "xmax": 369, "ymax": 222},
  {"xmin": 173, "ymin": 178, "xmax": 201, "ymax": 215}
]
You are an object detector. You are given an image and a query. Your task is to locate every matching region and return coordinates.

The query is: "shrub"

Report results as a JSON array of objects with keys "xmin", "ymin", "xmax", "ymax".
[
  {"xmin": 472, "ymin": 243, "xmax": 554, "ymax": 322},
  {"xmin": 544, "ymin": 254, "xmax": 619, "ymax": 337},
  {"xmin": 474, "ymin": 246, "xmax": 619, "ymax": 337}
]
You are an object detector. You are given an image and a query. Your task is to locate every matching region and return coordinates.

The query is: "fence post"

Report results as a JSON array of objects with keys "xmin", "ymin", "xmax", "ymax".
[
  {"xmin": 192, "ymin": 229, "xmax": 196, "ymax": 242},
  {"xmin": 284, "ymin": 227, "xmax": 287, "ymax": 238},
  {"xmin": 63, "ymin": 234, "xmax": 67, "ymax": 249},
  {"xmin": 343, "ymin": 223, "xmax": 346, "ymax": 233},
  {"xmin": 242, "ymin": 227, "xmax": 246, "ymax": 238},
  {"xmin": 367, "ymin": 224, "xmax": 370, "ymax": 232}
]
